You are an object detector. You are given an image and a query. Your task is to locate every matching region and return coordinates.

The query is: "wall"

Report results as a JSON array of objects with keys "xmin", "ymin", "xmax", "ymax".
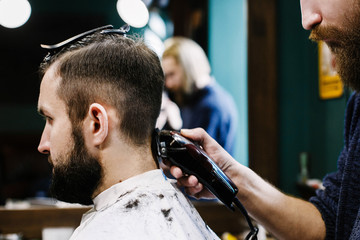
[{"xmin": 208, "ymin": 0, "xmax": 248, "ymax": 166}]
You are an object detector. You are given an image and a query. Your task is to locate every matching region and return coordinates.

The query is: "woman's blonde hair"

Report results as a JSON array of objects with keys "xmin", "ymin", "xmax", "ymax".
[{"xmin": 162, "ymin": 37, "xmax": 211, "ymax": 95}]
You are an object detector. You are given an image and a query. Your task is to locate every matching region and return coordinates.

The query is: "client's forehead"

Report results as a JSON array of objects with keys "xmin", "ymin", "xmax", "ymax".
[{"xmin": 38, "ymin": 63, "xmax": 63, "ymax": 111}]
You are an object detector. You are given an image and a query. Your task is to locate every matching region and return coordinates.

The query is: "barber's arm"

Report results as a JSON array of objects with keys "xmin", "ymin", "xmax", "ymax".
[{"xmin": 170, "ymin": 128, "xmax": 326, "ymax": 240}]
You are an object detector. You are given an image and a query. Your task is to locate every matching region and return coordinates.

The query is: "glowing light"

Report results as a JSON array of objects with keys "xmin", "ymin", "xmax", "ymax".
[
  {"xmin": 148, "ymin": 12, "xmax": 166, "ymax": 39},
  {"xmin": 0, "ymin": 0, "xmax": 31, "ymax": 28},
  {"xmin": 117, "ymin": 0, "xmax": 149, "ymax": 28},
  {"xmin": 144, "ymin": 28, "xmax": 164, "ymax": 57}
]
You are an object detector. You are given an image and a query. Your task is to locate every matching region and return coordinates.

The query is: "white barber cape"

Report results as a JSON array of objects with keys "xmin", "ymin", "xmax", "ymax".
[{"xmin": 69, "ymin": 169, "xmax": 220, "ymax": 240}]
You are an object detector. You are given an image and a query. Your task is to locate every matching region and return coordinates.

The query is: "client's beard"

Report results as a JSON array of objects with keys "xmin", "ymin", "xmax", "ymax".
[
  {"xmin": 49, "ymin": 126, "xmax": 102, "ymax": 205},
  {"xmin": 309, "ymin": 12, "xmax": 360, "ymax": 92}
]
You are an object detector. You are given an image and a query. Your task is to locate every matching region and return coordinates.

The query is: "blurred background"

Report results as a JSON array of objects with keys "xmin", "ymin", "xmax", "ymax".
[{"xmin": 0, "ymin": 0, "xmax": 349, "ymax": 205}]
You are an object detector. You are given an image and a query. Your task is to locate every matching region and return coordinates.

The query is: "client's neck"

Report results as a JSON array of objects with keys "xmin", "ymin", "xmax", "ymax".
[{"xmin": 92, "ymin": 140, "xmax": 158, "ymax": 198}]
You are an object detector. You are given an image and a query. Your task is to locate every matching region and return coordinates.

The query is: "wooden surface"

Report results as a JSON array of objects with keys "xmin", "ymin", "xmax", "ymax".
[{"xmin": 0, "ymin": 206, "xmax": 91, "ymax": 239}]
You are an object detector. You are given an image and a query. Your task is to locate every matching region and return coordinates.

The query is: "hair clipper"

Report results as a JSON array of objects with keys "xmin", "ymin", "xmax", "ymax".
[{"xmin": 153, "ymin": 129, "xmax": 238, "ymax": 211}]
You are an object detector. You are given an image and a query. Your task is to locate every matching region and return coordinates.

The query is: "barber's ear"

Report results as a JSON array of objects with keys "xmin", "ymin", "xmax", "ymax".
[{"xmin": 87, "ymin": 103, "xmax": 109, "ymax": 146}]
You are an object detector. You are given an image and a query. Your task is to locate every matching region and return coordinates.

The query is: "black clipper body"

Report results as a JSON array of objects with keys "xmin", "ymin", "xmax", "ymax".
[{"xmin": 154, "ymin": 129, "xmax": 238, "ymax": 211}]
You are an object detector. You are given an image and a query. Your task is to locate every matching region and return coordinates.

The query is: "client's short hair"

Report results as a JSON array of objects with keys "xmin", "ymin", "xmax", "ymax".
[{"xmin": 40, "ymin": 31, "xmax": 164, "ymax": 145}]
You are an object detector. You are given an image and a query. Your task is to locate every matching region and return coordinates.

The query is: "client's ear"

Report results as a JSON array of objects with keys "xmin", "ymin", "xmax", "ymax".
[{"xmin": 87, "ymin": 103, "xmax": 109, "ymax": 146}]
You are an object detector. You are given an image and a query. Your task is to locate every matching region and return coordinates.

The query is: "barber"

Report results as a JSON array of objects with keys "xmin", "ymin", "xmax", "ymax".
[{"xmin": 171, "ymin": 0, "xmax": 360, "ymax": 239}]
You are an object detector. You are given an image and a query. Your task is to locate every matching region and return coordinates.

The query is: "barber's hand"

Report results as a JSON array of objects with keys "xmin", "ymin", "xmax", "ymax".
[{"xmin": 169, "ymin": 128, "xmax": 239, "ymax": 200}]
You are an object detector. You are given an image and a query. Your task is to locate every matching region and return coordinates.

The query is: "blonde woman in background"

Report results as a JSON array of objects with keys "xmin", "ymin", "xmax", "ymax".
[{"xmin": 161, "ymin": 37, "xmax": 238, "ymax": 156}]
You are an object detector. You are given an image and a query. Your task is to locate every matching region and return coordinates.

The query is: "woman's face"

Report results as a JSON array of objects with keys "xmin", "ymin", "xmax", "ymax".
[{"xmin": 162, "ymin": 56, "xmax": 185, "ymax": 92}]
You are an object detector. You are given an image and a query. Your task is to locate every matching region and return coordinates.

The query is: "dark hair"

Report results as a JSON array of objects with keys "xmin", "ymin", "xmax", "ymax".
[{"xmin": 40, "ymin": 33, "xmax": 164, "ymax": 145}]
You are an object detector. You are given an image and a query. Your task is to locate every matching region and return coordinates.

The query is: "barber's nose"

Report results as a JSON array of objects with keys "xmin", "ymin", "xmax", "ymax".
[
  {"xmin": 300, "ymin": 0, "xmax": 322, "ymax": 30},
  {"xmin": 38, "ymin": 129, "xmax": 50, "ymax": 155}
]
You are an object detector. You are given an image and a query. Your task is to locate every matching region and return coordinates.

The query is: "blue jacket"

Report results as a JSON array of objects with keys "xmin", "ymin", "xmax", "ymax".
[{"xmin": 180, "ymin": 82, "xmax": 238, "ymax": 156}]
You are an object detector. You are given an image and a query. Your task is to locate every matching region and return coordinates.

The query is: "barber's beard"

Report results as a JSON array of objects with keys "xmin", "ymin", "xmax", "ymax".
[
  {"xmin": 49, "ymin": 126, "xmax": 102, "ymax": 205},
  {"xmin": 309, "ymin": 12, "xmax": 360, "ymax": 91}
]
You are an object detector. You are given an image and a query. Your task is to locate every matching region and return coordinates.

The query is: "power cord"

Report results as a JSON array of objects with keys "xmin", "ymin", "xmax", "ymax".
[{"xmin": 233, "ymin": 197, "xmax": 258, "ymax": 240}]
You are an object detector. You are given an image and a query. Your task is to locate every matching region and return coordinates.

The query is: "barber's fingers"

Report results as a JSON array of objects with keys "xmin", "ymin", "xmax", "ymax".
[
  {"xmin": 171, "ymin": 165, "xmax": 216, "ymax": 199},
  {"xmin": 170, "ymin": 165, "xmax": 183, "ymax": 178},
  {"xmin": 178, "ymin": 176, "xmax": 205, "ymax": 198},
  {"xmin": 170, "ymin": 166, "xmax": 200, "ymax": 186},
  {"xmin": 170, "ymin": 166, "xmax": 202, "ymax": 190},
  {"xmin": 180, "ymin": 128, "xmax": 208, "ymax": 144},
  {"xmin": 177, "ymin": 175, "xmax": 200, "ymax": 187}
]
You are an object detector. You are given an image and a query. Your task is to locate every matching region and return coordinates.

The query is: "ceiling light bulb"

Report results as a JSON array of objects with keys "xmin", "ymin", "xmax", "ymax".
[
  {"xmin": 0, "ymin": 0, "xmax": 31, "ymax": 28},
  {"xmin": 117, "ymin": 0, "xmax": 149, "ymax": 28}
]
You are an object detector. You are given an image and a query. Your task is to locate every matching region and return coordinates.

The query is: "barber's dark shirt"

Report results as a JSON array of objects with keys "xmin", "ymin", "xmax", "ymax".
[{"xmin": 310, "ymin": 92, "xmax": 360, "ymax": 239}]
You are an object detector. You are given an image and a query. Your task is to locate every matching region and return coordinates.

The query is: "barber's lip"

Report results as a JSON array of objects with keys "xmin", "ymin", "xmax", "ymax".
[
  {"xmin": 323, "ymin": 39, "xmax": 333, "ymax": 45},
  {"xmin": 323, "ymin": 39, "xmax": 341, "ymax": 48},
  {"xmin": 331, "ymin": 54, "xmax": 336, "ymax": 69},
  {"xmin": 321, "ymin": 40, "xmax": 338, "ymax": 69},
  {"xmin": 322, "ymin": 37, "xmax": 336, "ymax": 42}
]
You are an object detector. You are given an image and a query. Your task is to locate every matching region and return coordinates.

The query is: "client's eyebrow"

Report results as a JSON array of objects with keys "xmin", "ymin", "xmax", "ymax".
[
  {"xmin": 37, "ymin": 108, "xmax": 44, "ymax": 116},
  {"xmin": 37, "ymin": 107, "xmax": 48, "ymax": 118},
  {"xmin": 37, "ymin": 105, "xmax": 54, "ymax": 121}
]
